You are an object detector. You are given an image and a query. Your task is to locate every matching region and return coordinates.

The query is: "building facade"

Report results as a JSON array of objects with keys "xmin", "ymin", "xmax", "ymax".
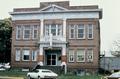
[{"xmin": 10, "ymin": 1, "xmax": 102, "ymax": 73}]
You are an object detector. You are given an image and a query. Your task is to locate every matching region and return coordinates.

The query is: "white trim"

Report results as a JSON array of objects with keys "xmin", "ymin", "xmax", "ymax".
[
  {"xmin": 76, "ymin": 49, "xmax": 85, "ymax": 62},
  {"xmin": 40, "ymin": 19, "xmax": 44, "ymax": 37},
  {"xmin": 77, "ymin": 24, "xmax": 85, "ymax": 39},
  {"xmin": 87, "ymin": 24, "xmax": 93, "ymax": 39},
  {"xmin": 63, "ymin": 19, "xmax": 66, "ymax": 41},
  {"xmin": 9, "ymin": 9, "xmax": 102, "ymax": 15},
  {"xmin": 11, "ymin": 12, "xmax": 100, "ymax": 21}
]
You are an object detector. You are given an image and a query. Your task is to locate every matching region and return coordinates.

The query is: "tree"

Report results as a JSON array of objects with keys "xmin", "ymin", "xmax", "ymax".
[{"xmin": 0, "ymin": 18, "xmax": 12, "ymax": 63}]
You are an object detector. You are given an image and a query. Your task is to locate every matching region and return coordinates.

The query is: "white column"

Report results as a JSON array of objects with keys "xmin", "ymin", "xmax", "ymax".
[
  {"xmin": 40, "ymin": 19, "xmax": 44, "ymax": 37},
  {"xmin": 63, "ymin": 18, "xmax": 66, "ymax": 41},
  {"xmin": 38, "ymin": 46, "xmax": 43, "ymax": 66},
  {"xmin": 39, "ymin": 46, "xmax": 43, "ymax": 55},
  {"xmin": 62, "ymin": 45, "xmax": 66, "ymax": 56}
]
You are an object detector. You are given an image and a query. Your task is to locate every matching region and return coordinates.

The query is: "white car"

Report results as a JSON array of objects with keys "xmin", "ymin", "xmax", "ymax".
[
  {"xmin": 27, "ymin": 69, "xmax": 58, "ymax": 79},
  {"xmin": 107, "ymin": 71, "xmax": 120, "ymax": 79}
]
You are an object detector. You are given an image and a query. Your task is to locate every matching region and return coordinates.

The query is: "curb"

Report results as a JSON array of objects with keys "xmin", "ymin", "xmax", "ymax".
[{"xmin": 0, "ymin": 76, "xmax": 24, "ymax": 79}]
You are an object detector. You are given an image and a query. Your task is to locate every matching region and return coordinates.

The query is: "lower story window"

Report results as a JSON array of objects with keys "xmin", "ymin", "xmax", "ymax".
[
  {"xmin": 32, "ymin": 50, "xmax": 37, "ymax": 61},
  {"xmin": 15, "ymin": 49, "xmax": 21, "ymax": 61},
  {"xmin": 22, "ymin": 49, "xmax": 30, "ymax": 61},
  {"xmin": 69, "ymin": 50, "xmax": 74, "ymax": 62},
  {"xmin": 87, "ymin": 49, "xmax": 93, "ymax": 62},
  {"xmin": 77, "ymin": 49, "xmax": 85, "ymax": 62}
]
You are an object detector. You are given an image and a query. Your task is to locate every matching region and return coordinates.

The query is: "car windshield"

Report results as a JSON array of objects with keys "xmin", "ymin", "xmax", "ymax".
[
  {"xmin": 42, "ymin": 70, "xmax": 51, "ymax": 73},
  {"xmin": 32, "ymin": 70, "xmax": 39, "ymax": 73}
]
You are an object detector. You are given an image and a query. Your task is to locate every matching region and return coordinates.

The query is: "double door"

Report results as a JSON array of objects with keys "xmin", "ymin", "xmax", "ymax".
[{"xmin": 47, "ymin": 54, "xmax": 57, "ymax": 66}]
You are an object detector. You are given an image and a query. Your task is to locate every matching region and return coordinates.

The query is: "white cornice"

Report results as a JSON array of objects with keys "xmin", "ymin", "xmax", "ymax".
[{"xmin": 9, "ymin": 9, "xmax": 102, "ymax": 15}]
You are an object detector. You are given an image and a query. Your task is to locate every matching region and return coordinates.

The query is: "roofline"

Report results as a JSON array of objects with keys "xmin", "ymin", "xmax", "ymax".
[{"xmin": 9, "ymin": 9, "xmax": 102, "ymax": 14}]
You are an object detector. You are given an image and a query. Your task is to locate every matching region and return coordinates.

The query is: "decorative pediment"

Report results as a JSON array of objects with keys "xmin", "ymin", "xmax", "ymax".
[{"xmin": 40, "ymin": 4, "xmax": 68, "ymax": 12}]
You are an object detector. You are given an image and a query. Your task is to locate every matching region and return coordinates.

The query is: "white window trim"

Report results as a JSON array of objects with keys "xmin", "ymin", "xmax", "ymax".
[
  {"xmin": 69, "ymin": 50, "xmax": 74, "ymax": 62},
  {"xmin": 32, "ymin": 25, "xmax": 38, "ymax": 39},
  {"xmin": 22, "ymin": 49, "xmax": 30, "ymax": 61},
  {"xmin": 87, "ymin": 24, "xmax": 93, "ymax": 39},
  {"xmin": 87, "ymin": 49, "xmax": 93, "ymax": 62},
  {"xmin": 16, "ymin": 25, "xmax": 21, "ymax": 40},
  {"xmin": 76, "ymin": 49, "xmax": 85, "ymax": 62},
  {"xmin": 23, "ymin": 25, "xmax": 31, "ymax": 40},
  {"xmin": 69, "ymin": 24, "xmax": 75, "ymax": 39},
  {"xmin": 15, "ymin": 49, "xmax": 21, "ymax": 61},
  {"xmin": 32, "ymin": 50, "xmax": 37, "ymax": 61},
  {"xmin": 77, "ymin": 24, "xmax": 85, "ymax": 39}
]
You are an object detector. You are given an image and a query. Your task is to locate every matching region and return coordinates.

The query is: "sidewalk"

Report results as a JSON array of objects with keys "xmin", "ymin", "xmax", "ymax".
[{"xmin": 0, "ymin": 76, "xmax": 24, "ymax": 79}]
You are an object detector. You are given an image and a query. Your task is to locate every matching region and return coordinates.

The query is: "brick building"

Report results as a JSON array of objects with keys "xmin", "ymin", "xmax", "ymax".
[{"xmin": 10, "ymin": 1, "xmax": 102, "ymax": 73}]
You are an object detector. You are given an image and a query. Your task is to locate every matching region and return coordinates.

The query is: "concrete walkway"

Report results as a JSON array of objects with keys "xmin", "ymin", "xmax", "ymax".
[{"xmin": 0, "ymin": 76, "xmax": 24, "ymax": 79}]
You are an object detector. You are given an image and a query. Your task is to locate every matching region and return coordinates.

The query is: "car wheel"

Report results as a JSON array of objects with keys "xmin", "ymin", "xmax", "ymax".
[
  {"xmin": 38, "ymin": 76, "xmax": 41, "ymax": 79},
  {"xmin": 28, "ymin": 75, "xmax": 32, "ymax": 79}
]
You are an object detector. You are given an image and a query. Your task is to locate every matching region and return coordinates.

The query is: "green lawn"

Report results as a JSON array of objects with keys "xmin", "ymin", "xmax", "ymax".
[{"xmin": 0, "ymin": 70, "xmax": 102, "ymax": 79}]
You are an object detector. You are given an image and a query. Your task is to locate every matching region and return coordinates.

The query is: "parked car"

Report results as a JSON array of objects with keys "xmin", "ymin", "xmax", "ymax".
[
  {"xmin": 27, "ymin": 69, "xmax": 58, "ymax": 79},
  {"xmin": 0, "ymin": 63, "xmax": 11, "ymax": 71},
  {"xmin": 107, "ymin": 71, "xmax": 120, "ymax": 79}
]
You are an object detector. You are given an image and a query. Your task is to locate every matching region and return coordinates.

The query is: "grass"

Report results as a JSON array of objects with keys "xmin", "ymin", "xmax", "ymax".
[{"xmin": 0, "ymin": 69, "xmax": 102, "ymax": 79}]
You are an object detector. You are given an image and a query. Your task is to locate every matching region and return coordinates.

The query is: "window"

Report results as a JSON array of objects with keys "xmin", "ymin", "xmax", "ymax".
[
  {"xmin": 77, "ymin": 24, "xmax": 85, "ymax": 39},
  {"xmin": 77, "ymin": 50, "xmax": 85, "ymax": 62},
  {"xmin": 16, "ymin": 25, "xmax": 21, "ymax": 39},
  {"xmin": 88, "ymin": 24, "xmax": 93, "ymax": 39},
  {"xmin": 57, "ymin": 24, "xmax": 62, "ymax": 36},
  {"xmin": 69, "ymin": 50, "xmax": 74, "ymax": 62},
  {"xmin": 51, "ymin": 24, "xmax": 56, "ymax": 36},
  {"xmin": 23, "ymin": 25, "xmax": 31, "ymax": 39},
  {"xmin": 69, "ymin": 24, "xmax": 75, "ymax": 39},
  {"xmin": 32, "ymin": 25, "xmax": 38, "ymax": 39},
  {"xmin": 45, "ymin": 24, "xmax": 62, "ymax": 36},
  {"xmin": 22, "ymin": 49, "xmax": 30, "ymax": 61},
  {"xmin": 45, "ymin": 24, "xmax": 50, "ymax": 36},
  {"xmin": 15, "ymin": 49, "xmax": 21, "ymax": 61},
  {"xmin": 87, "ymin": 49, "xmax": 93, "ymax": 62},
  {"xmin": 32, "ymin": 50, "xmax": 37, "ymax": 61}
]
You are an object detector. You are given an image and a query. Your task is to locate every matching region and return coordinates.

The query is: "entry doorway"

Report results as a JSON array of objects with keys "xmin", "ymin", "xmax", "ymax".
[
  {"xmin": 47, "ymin": 54, "xmax": 57, "ymax": 66},
  {"xmin": 44, "ymin": 49, "xmax": 61, "ymax": 66}
]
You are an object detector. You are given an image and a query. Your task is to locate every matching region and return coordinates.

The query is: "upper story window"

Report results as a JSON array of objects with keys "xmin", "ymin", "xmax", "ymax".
[
  {"xmin": 76, "ymin": 49, "xmax": 85, "ymax": 62},
  {"xmin": 87, "ymin": 24, "xmax": 93, "ymax": 39},
  {"xmin": 77, "ymin": 24, "xmax": 85, "ymax": 39},
  {"xmin": 45, "ymin": 24, "xmax": 62, "ymax": 36},
  {"xmin": 23, "ymin": 25, "xmax": 31, "ymax": 39},
  {"xmin": 16, "ymin": 25, "xmax": 22, "ymax": 39},
  {"xmin": 69, "ymin": 24, "xmax": 75, "ymax": 39},
  {"xmin": 69, "ymin": 50, "xmax": 74, "ymax": 62},
  {"xmin": 32, "ymin": 25, "xmax": 38, "ymax": 39}
]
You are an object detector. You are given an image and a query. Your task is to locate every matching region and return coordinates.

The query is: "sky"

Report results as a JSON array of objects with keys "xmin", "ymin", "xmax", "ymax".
[{"xmin": 0, "ymin": 0, "xmax": 120, "ymax": 56}]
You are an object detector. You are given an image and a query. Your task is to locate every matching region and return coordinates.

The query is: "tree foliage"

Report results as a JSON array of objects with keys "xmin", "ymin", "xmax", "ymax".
[{"xmin": 0, "ymin": 18, "xmax": 12, "ymax": 63}]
